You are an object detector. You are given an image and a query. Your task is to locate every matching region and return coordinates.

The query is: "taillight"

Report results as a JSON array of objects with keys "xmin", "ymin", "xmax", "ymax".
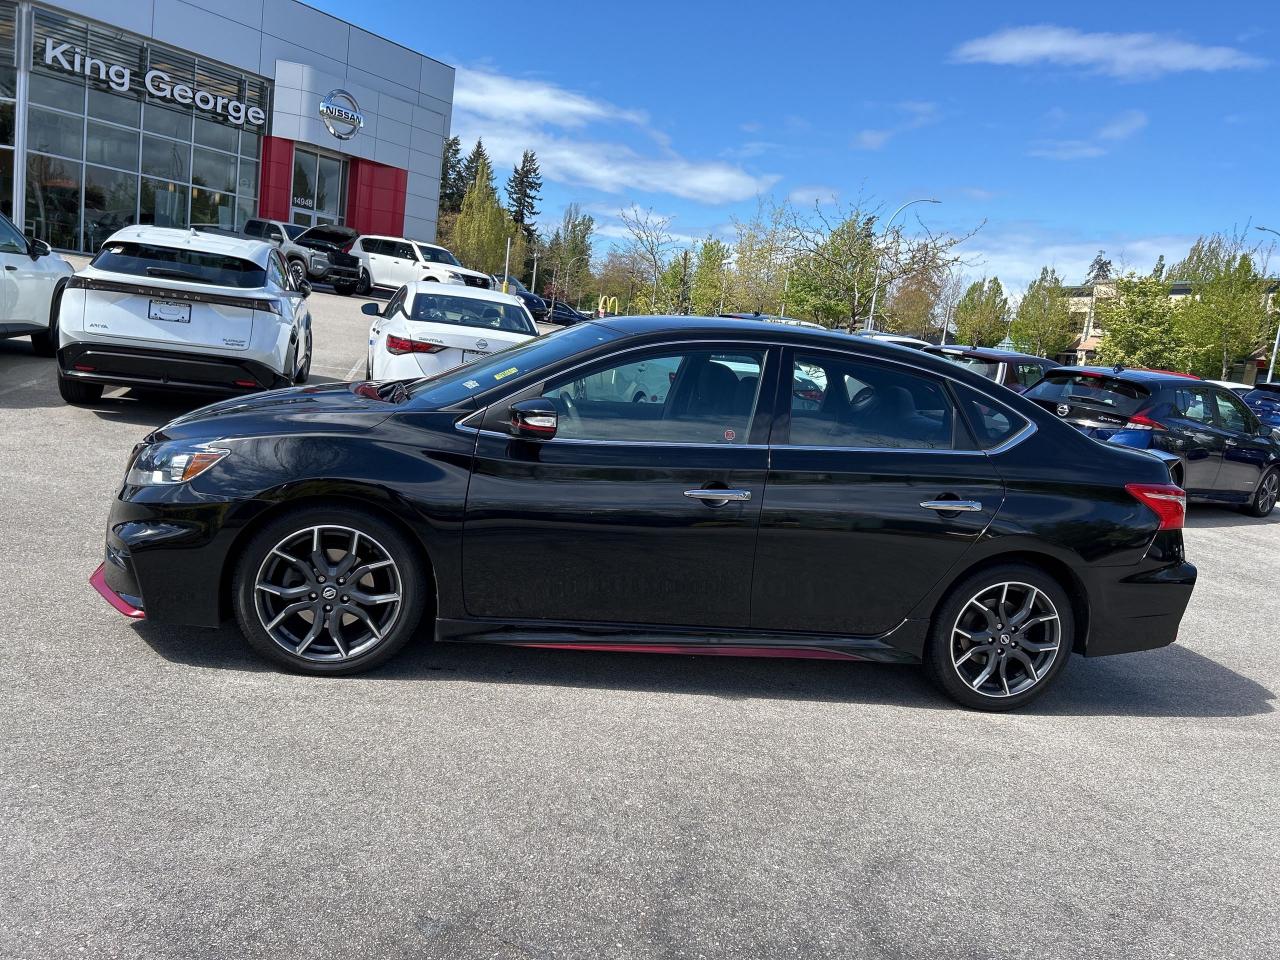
[
  {"xmin": 386, "ymin": 335, "xmax": 446, "ymax": 355},
  {"xmin": 1125, "ymin": 482, "xmax": 1186, "ymax": 530},
  {"xmin": 1125, "ymin": 413, "xmax": 1166, "ymax": 431}
]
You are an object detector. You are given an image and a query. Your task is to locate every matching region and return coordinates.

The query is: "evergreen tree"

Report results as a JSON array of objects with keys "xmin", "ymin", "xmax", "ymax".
[
  {"xmin": 690, "ymin": 237, "xmax": 731, "ymax": 316},
  {"xmin": 438, "ymin": 136, "xmax": 464, "ymax": 214},
  {"xmin": 953, "ymin": 277, "xmax": 1009, "ymax": 347},
  {"xmin": 452, "ymin": 156, "xmax": 525, "ymax": 275},
  {"xmin": 1085, "ymin": 250, "xmax": 1113, "ymax": 285},
  {"xmin": 1010, "ymin": 267, "xmax": 1076, "ymax": 358},
  {"xmin": 460, "ymin": 139, "xmax": 493, "ymax": 196},
  {"xmin": 1150, "ymin": 254, "xmax": 1165, "ymax": 280},
  {"xmin": 505, "ymin": 150, "xmax": 543, "ymax": 241}
]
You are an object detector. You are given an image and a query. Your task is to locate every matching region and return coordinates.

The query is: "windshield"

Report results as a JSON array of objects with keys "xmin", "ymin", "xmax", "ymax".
[
  {"xmin": 503, "ymin": 274, "xmax": 529, "ymax": 293},
  {"xmin": 283, "ymin": 224, "xmax": 305, "ymax": 240},
  {"xmin": 1024, "ymin": 372, "xmax": 1151, "ymax": 416},
  {"xmin": 408, "ymin": 323, "xmax": 617, "ymax": 406},
  {"xmin": 91, "ymin": 241, "xmax": 266, "ymax": 288},
  {"xmin": 415, "ymin": 244, "xmax": 461, "ymax": 266},
  {"xmin": 938, "ymin": 353, "xmax": 1000, "ymax": 380},
  {"xmin": 409, "ymin": 292, "xmax": 537, "ymax": 335}
]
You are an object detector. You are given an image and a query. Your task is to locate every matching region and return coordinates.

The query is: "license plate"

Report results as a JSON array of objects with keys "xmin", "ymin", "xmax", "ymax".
[
  {"xmin": 148, "ymin": 299, "xmax": 191, "ymax": 324},
  {"xmin": 462, "ymin": 350, "xmax": 490, "ymax": 362}
]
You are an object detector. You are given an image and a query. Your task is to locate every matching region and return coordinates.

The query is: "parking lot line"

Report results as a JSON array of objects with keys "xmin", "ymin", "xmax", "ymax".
[{"xmin": 0, "ymin": 375, "xmax": 44, "ymax": 399}]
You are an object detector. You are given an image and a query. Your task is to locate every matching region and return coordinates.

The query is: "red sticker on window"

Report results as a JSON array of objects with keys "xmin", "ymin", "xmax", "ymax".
[{"xmin": 724, "ymin": 428, "xmax": 736, "ymax": 441}]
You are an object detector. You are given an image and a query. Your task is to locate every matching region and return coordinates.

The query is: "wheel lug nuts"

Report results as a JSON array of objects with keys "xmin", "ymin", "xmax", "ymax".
[
  {"xmin": 310, "ymin": 593, "xmax": 317, "ymax": 600},
  {"xmin": 317, "ymin": 576, "xmax": 326, "ymax": 583},
  {"xmin": 337, "ymin": 578, "xmax": 345, "ymax": 585},
  {"xmin": 341, "ymin": 596, "xmax": 348, "ymax": 603},
  {"xmin": 324, "ymin": 604, "xmax": 332, "ymax": 611}
]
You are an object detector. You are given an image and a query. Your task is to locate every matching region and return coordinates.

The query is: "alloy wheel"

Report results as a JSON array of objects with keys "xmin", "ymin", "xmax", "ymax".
[
  {"xmin": 289, "ymin": 260, "xmax": 307, "ymax": 289},
  {"xmin": 1259, "ymin": 472, "xmax": 1278, "ymax": 515},
  {"xmin": 950, "ymin": 581, "xmax": 1061, "ymax": 699},
  {"xmin": 253, "ymin": 524, "xmax": 402, "ymax": 662}
]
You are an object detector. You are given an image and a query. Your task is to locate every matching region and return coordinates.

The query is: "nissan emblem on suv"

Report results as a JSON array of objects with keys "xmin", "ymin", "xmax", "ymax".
[
  {"xmin": 1056, "ymin": 403, "xmax": 1070, "ymax": 417},
  {"xmin": 319, "ymin": 89, "xmax": 364, "ymax": 140}
]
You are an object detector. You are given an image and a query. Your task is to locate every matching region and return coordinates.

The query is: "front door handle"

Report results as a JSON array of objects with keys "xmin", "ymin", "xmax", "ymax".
[
  {"xmin": 1224, "ymin": 438, "xmax": 1239, "ymax": 447},
  {"xmin": 920, "ymin": 499, "xmax": 983, "ymax": 512},
  {"xmin": 685, "ymin": 488, "xmax": 751, "ymax": 503}
]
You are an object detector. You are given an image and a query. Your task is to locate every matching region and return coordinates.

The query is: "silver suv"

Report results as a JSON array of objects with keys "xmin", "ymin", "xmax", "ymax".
[{"xmin": 243, "ymin": 218, "xmax": 362, "ymax": 295}]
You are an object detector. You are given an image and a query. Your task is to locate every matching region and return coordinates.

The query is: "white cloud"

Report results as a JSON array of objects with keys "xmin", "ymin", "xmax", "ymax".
[
  {"xmin": 964, "ymin": 228, "xmax": 1194, "ymax": 289},
  {"xmin": 455, "ymin": 67, "xmax": 647, "ymax": 128},
  {"xmin": 952, "ymin": 25, "xmax": 1266, "ymax": 79},
  {"xmin": 451, "ymin": 67, "xmax": 776, "ymax": 206},
  {"xmin": 787, "ymin": 184, "xmax": 840, "ymax": 207},
  {"xmin": 1029, "ymin": 109, "xmax": 1148, "ymax": 160},
  {"xmin": 853, "ymin": 101, "xmax": 939, "ymax": 150}
]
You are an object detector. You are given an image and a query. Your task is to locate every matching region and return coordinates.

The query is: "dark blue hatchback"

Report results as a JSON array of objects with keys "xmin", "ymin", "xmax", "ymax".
[{"xmin": 1243, "ymin": 381, "xmax": 1280, "ymax": 430}]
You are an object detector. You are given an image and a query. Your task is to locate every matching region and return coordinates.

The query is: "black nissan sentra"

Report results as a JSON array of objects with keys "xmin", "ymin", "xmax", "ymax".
[{"xmin": 92, "ymin": 317, "xmax": 1196, "ymax": 710}]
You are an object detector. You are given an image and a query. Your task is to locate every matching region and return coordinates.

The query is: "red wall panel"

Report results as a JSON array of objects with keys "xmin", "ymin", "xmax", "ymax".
[
  {"xmin": 346, "ymin": 157, "xmax": 408, "ymax": 236},
  {"xmin": 258, "ymin": 136, "xmax": 294, "ymax": 222}
]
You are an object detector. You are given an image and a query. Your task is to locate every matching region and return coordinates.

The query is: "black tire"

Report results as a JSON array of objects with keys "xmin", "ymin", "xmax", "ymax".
[
  {"xmin": 30, "ymin": 280, "xmax": 66, "ymax": 357},
  {"xmin": 295, "ymin": 346, "xmax": 312, "ymax": 384},
  {"xmin": 232, "ymin": 504, "xmax": 429, "ymax": 675},
  {"xmin": 1243, "ymin": 468, "xmax": 1278, "ymax": 518},
  {"xmin": 355, "ymin": 270, "xmax": 372, "ymax": 296},
  {"xmin": 332, "ymin": 280, "xmax": 355, "ymax": 296},
  {"xmin": 287, "ymin": 259, "xmax": 307, "ymax": 290},
  {"xmin": 56, "ymin": 370, "xmax": 103, "ymax": 405},
  {"xmin": 924, "ymin": 563, "xmax": 1074, "ymax": 711}
]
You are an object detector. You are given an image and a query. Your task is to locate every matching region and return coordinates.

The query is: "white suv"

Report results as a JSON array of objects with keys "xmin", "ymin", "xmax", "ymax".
[
  {"xmin": 56, "ymin": 226, "xmax": 313, "ymax": 404},
  {"xmin": 0, "ymin": 211, "xmax": 75, "ymax": 356},
  {"xmin": 350, "ymin": 236, "xmax": 492, "ymax": 293}
]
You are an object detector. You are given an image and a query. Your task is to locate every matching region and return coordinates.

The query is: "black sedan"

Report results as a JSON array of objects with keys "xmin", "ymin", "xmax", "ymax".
[
  {"xmin": 91, "ymin": 317, "xmax": 1196, "ymax": 710},
  {"xmin": 545, "ymin": 300, "xmax": 592, "ymax": 326}
]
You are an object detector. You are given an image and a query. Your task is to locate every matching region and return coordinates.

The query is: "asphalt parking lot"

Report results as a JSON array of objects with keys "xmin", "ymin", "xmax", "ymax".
[{"xmin": 1, "ymin": 288, "xmax": 1277, "ymax": 960}]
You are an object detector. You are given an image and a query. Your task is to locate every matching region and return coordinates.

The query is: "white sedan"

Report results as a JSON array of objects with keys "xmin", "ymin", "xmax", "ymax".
[{"xmin": 363, "ymin": 282, "xmax": 538, "ymax": 380}]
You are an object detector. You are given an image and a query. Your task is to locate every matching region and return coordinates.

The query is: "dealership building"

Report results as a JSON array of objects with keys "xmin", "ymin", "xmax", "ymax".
[{"xmin": 0, "ymin": 0, "xmax": 454, "ymax": 253}]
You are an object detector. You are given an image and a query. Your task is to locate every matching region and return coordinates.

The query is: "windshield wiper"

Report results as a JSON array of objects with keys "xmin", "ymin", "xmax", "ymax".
[{"xmin": 146, "ymin": 266, "xmax": 204, "ymax": 281}]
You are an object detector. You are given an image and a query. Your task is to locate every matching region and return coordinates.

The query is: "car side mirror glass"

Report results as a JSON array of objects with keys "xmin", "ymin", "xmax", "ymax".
[
  {"xmin": 361, "ymin": 302, "xmax": 382, "ymax": 317},
  {"xmin": 297, "ymin": 279, "xmax": 312, "ymax": 298},
  {"xmin": 29, "ymin": 238, "xmax": 51, "ymax": 259},
  {"xmin": 509, "ymin": 398, "xmax": 558, "ymax": 439}
]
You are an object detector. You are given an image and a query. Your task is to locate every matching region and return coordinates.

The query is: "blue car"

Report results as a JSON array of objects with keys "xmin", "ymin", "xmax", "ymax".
[
  {"xmin": 1024, "ymin": 366, "xmax": 1280, "ymax": 516},
  {"xmin": 1243, "ymin": 382, "xmax": 1280, "ymax": 431}
]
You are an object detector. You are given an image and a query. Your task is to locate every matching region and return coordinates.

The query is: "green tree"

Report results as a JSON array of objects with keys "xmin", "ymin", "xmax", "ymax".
[
  {"xmin": 1010, "ymin": 267, "xmax": 1076, "ymax": 357},
  {"xmin": 953, "ymin": 277, "xmax": 1009, "ymax": 346},
  {"xmin": 690, "ymin": 237, "xmax": 731, "ymax": 316},
  {"xmin": 658, "ymin": 249, "xmax": 694, "ymax": 314},
  {"xmin": 882, "ymin": 267, "xmax": 943, "ymax": 339},
  {"xmin": 1178, "ymin": 253, "xmax": 1270, "ymax": 378},
  {"xmin": 1096, "ymin": 274, "xmax": 1190, "ymax": 371},
  {"xmin": 438, "ymin": 136, "xmax": 464, "ymax": 214},
  {"xmin": 1085, "ymin": 250, "xmax": 1113, "ymax": 285},
  {"xmin": 460, "ymin": 139, "xmax": 493, "ymax": 196},
  {"xmin": 540, "ymin": 203, "xmax": 595, "ymax": 305},
  {"xmin": 451, "ymin": 156, "xmax": 524, "ymax": 275},
  {"xmin": 505, "ymin": 149, "xmax": 542, "ymax": 242}
]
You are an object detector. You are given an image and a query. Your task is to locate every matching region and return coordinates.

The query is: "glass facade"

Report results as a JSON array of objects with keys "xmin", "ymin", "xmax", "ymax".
[
  {"xmin": 290, "ymin": 146, "xmax": 347, "ymax": 228},
  {"xmin": 12, "ymin": 4, "xmax": 270, "ymax": 252}
]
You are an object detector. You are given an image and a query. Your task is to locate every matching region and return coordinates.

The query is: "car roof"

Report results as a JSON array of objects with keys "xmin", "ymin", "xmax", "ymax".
[
  {"xmin": 1047, "ymin": 365, "xmax": 1202, "ymax": 384},
  {"xmin": 101, "ymin": 225, "xmax": 271, "ymax": 264},
  {"xmin": 405, "ymin": 280, "xmax": 525, "ymax": 307},
  {"xmin": 1209, "ymin": 379, "xmax": 1254, "ymax": 389},
  {"xmin": 926, "ymin": 345, "xmax": 1050, "ymax": 362}
]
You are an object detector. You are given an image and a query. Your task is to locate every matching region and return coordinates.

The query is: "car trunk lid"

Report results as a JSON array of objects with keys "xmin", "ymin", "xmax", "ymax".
[
  {"xmin": 406, "ymin": 320, "xmax": 529, "ymax": 360},
  {"xmin": 72, "ymin": 276, "xmax": 263, "ymax": 351}
]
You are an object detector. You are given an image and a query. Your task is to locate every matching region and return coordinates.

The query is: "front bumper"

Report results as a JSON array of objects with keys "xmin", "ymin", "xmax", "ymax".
[{"xmin": 59, "ymin": 342, "xmax": 289, "ymax": 394}]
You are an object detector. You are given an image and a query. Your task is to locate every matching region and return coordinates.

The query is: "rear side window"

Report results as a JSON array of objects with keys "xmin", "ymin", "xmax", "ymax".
[
  {"xmin": 1024, "ymin": 372, "xmax": 1150, "ymax": 417},
  {"xmin": 953, "ymin": 383, "xmax": 1028, "ymax": 450},
  {"xmin": 1014, "ymin": 363, "xmax": 1046, "ymax": 388},
  {"xmin": 936, "ymin": 352, "xmax": 1000, "ymax": 380},
  {"xmin": 386, "ymin": 241, "xmax": 415, "ymax": 259},
  {"xmin": 91, "ymin": 241, "xmax": 267, "ymax": 289},
  {"xmin": 243, "ymin": 219, "xmax": 264, "ymax": 238}
]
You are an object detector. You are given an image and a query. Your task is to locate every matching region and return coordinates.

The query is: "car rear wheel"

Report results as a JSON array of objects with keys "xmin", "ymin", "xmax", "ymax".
[
  {"xmin": 924, "ymin": 564, "xmax": 1073, "ymax": 711},
  {"xmin": 1244, "ymin": 469, "xmax": 1278, "ymax": 518},
  {"xmin": 56, "ymin": 370, "xmax": 103, "ymax": 405},
  {"xmin": 233, "ymin": 506, "xmax": 428, "ymax": 675}
]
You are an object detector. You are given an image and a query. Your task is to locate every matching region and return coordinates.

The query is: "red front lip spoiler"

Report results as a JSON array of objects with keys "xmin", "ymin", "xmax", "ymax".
[{"xmin": 89, "ymin": 563, "xmax": 146, "ymax": 619}]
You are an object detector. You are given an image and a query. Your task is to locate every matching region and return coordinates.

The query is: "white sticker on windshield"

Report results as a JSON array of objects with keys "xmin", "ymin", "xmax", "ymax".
[{"xmin": 463, "ymin": 379, "xmax": 480, "ymax": 389}]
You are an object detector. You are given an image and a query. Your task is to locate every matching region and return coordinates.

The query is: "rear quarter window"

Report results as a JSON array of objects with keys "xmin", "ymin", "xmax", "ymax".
[
  {"xmin": 91, "ymin": 242, "xmax": 267, "ymax": 289},
  {"xmin": 953, "ymin": 383, "xmax": 1029, "ymax": 450}
]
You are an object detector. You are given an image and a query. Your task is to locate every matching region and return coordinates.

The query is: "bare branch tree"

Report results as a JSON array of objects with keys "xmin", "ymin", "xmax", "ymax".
[{"xmin": 619, "ymin": 207, "xmax": 674, "ymax": 313}]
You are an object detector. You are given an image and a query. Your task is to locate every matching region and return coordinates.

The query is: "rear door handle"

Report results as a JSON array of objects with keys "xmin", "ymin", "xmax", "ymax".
[
  {"xmin": 685, "ymin": 489, "xmax": 751, "ymax": 502},
  {"xmin": 920, "ymin": 499, "xmax": 983, "ymax": 512}
]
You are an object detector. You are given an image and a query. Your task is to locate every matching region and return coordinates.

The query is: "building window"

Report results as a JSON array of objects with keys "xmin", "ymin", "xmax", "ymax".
[
  {"xmin": 19, "ymin": 7, "xmax": 269, "ymax": 250},
  {"xmin": 0, "ymin": 0, "xmax": 15, "ymax": 217},
  {"xmin": 290, "ymin": 147, "xmax": 346, "ymax": 227}
]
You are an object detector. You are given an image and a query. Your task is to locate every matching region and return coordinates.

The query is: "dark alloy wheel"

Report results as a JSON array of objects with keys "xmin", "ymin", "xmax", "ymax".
[
  {"xmin": 924, "ymin": 564, "xmax": 1074, "ymax": 711},
  {"xmin": 1245, "ymin": 469, "xmax": 1279, "ymax": 518},
  {"xmin": 288, "ymin": 259, "xmax": 307, "ymax": 290},
  {"xmin": 355, "ymin": 270, "xmax": 372, "ymax": 296},
  {"xmin": 233, "ymin": 507, "xmax": 427, "ymax": 674}
]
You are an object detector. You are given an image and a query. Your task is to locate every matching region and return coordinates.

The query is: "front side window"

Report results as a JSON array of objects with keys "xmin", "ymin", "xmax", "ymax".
[
  {"xmin": 266, "ymin": 252, "xmax": 287, "ymax": 289},
  {"xmin": 91, "ymin": 241, "xmax": 266, "ymax": 288},
  {"xmin": 542, "ymin": 350, "xmax": 765, "ymax": 444},
  {"xmin": 786, "ymin": 353, "xmax": 956, "ymax": 450},
  {"xmin": 409, "ymin": 292, "xmax": 535, "ymax": 335},
  {"xmin": 1214, "ymin": 390, "xmax": 1255, "ymax": 434},
  {"xmin": 0, "ymin": 211, "xmax": 26, "ymax": 253},
  {"xmin": 416, "ymin": 243, "xmax": 460, "ymax": 265}
]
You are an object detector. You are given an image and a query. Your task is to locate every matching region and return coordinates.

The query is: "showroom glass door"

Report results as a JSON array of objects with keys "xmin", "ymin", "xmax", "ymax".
[{"xmin": 290, "ymin": 148, "xmax": 346, "ymax": 227}]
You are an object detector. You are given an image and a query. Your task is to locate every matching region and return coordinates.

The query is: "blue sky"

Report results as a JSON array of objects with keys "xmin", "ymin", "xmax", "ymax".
[{"xmin": 313, "ymin": 0, "xmax": 1278, "ymax": 290}]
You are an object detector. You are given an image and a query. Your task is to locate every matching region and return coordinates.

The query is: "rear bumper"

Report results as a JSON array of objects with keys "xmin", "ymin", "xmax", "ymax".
[
  {"xmin": 59, "ymin": 342, "xmax": 289, "ymax": 394},
  {"xmin": 1082, "ymin": 559, "xmax": 1197, "ymax": 656}
]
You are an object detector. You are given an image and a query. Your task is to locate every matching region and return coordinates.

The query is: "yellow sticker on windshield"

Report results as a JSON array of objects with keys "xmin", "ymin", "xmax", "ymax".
[{"xmin": 494, "ymin": 367, "xmax": 519, "ymax": 381}]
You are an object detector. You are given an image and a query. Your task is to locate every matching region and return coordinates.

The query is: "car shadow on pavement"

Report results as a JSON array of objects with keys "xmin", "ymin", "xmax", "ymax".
[
  {"xmin": 133, "ymin": 621, "xmax": 1274, "ymax": 718},
  {"xmin": 1185, "ymin": 506, "xmax": 1279, "ymax": 529},
  {"xmin": 85, "ymin": 379, "xmax": 344, "ymax": 427}
]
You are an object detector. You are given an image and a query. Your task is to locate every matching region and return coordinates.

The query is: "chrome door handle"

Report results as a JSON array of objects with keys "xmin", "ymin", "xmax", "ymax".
[
  {"xmin": 1224, "ymin": 439, "xmax": 1239, "ymax": 447},
  {"xmin": 920, "ymin": 499, "xmax": 983, "ymax": 512},
  {"xmin": 685, "ymin": 488, "xmax": 751, "ymax": 502}
]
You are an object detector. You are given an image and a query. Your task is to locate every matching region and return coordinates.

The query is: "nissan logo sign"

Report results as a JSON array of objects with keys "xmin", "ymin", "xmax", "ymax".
[{"xmin": 319, "ymin": 89, "xmax": 363, "ymax": 140}]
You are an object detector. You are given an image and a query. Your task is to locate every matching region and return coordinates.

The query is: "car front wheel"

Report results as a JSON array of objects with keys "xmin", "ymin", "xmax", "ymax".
[
  {"xmin": 924, "ymin": 564, "xmax": 1073, "ymax": 711},
  {"xmin": 232, "ymin": 506, "xmax": 428, "ymax": 674},
  {"xmin": 287, "ymin": 259, "xmax": 307, "ymax": 289}
]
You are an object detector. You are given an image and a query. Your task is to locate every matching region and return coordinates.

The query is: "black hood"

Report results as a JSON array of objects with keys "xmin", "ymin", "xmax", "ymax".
[
  {"xmin": 153, "ymin": 382, "xmax": 402, "ymax": 443},
  {"xmin": 295, "ymin": 224, "xmax": 359, "ymax": 250}
]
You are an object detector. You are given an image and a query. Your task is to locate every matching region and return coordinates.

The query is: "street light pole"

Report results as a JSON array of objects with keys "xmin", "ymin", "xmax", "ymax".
[
  {"xmin": 1256, "ymin": 226, "xmax": 1280, "ymax": 383},
  {"xmin": 866, "ymin": 197, "xmax": 940, "ymax": 332}
]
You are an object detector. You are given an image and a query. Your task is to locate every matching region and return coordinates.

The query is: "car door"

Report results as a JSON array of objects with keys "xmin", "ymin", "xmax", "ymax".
[
  {"xmin": 1167, "ymin": 385, "xmax": 1224, "ymax": 495},
  {"xmin": 462, "ymin": 344, "xmax": 777, "ymax": 628},
  {"xmin": 383, "ymin": 240, "xmax": 418, "ymax": 286},
  {"xmin": 1212, "ymin": 388, "xmax": 1271, "ymax": 496},
  {"xmin": 361, "ymin": 238, "xmax": 389, "ymax": 286},
  {"xmin": 0, "ymin": 213, "xmax": 39, "ymax": 332},
  {"xmin": 751, "ymin": 348, "xmax": 1005, "ymax": 637}
]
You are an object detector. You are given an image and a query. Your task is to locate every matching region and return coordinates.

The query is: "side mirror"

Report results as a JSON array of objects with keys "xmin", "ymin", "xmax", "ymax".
[
  {"xmin": 296, "ymin": 279, "xmax": 312, "ymax": 298},
  {"xmin": 29, "ymin": 238, "xmax": 51, "ymax": 259},
  {"xmin": 509, "ymin": 398, "xmax": 558, "ymax": 439},
  {"xmin": 361, "ymin": 302, "xmax": 382, "ymax": 317}
]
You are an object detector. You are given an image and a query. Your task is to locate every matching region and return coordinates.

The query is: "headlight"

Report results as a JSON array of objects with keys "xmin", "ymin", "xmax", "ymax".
[
  {"xmin": 125, "ymin": 440, "xmax": 230, "ymax": 485},
  {"xmin": 445, "ymin": 271, "xmax": 465, "ymax": 282}
]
